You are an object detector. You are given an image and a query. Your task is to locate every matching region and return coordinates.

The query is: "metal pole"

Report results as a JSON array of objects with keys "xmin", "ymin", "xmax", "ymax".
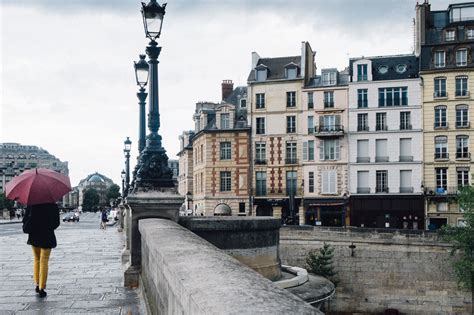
[
  {"xmin": 125, "ymin": 152, "xmax": 130, "ymax": 196},
  {"xmin": 137, "ymin": 87, "xmax": 148, "ymax": 153}
]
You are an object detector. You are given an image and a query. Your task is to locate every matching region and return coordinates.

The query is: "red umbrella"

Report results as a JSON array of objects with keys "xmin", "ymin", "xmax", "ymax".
[{"xmin": 5, "ymin": 168, "xmax": 72, "ymax": 206}]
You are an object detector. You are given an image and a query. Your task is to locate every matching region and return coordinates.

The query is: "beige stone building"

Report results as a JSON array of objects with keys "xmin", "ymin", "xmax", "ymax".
[
  {"xmin": 247, "ymin": 42, "xmax": 315, "ymax": 224},
  {"xmin": 416, "ymin": 1, "xmax": 474, "ymax": 228},
  {"xmin": 177, "ymin": 130, "xmax": 194, "ymax": 212}
]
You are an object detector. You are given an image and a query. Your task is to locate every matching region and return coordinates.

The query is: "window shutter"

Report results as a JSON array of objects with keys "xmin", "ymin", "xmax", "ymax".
[
  {"xmin": 335, "ymin": 139, "xmax": 340, "ymax": 160},
  {"xmin": 335, "ymin": 115, "xmax": 341, "ymax": 128},
  {"xmin": 330, "ymin": 171, "xmax": 337, "ymax": 194},
  {"xmin": 319, "ymin": 140, "xmax": 325, "ymax": 161},
  {"xmin": 303, "ymin": 142, "xmax": 308, "ymax": 161},
  {"xmin": 322, "ymin": 171, "xmax": 328, "ymax": 193}
]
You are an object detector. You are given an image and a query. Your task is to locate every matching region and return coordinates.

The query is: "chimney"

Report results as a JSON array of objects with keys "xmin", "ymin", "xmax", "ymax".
[{"xmin": 221, "ymin": 80, "xmax": 234, "ymax": 101}]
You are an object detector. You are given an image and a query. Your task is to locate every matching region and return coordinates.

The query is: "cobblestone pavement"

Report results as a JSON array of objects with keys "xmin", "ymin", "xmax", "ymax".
[{"xmin": 0, "ymin": 212, "xmax": 146, "ymax": 314}]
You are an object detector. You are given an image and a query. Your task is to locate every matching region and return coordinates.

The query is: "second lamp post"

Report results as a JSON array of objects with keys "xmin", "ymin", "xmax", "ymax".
[{"xmin": 123, "ymin": 137, "xmax": 132, "ymax": 197}]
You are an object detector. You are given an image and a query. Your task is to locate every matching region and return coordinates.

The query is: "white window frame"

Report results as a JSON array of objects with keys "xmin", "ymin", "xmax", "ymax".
[
  {"xmin": 434, "ymin": 51, "xmax": 446, "ymax": 68},
  {"xmin": 456, "ymin": 49, "xmax": 468, "ymax": 66},
  {"xmin": 321, "ymin": 170, "xmax": 337, "ymax": 194}
]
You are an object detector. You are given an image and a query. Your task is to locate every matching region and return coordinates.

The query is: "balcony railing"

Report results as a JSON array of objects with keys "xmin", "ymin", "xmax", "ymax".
[
  {"xmin": 314, "ymin": 125, "xmax": 344, "ymax": 137},
  {"xmin": 375, "ymin": 156, "xmax": 389, "ymax": 162},
  {"xmin": 434, "ymin": 122, "xmax": 449, "ymax": 129},
  {"xmin": 400, "ymin": 124, "xmax": 412, "ymax": 130},
  {"xmin": 324, "ymin": 101, "xmax": 334, "ymax": 108},
  {"xmin": 357, "ymin": 187, "xmax": 370, "ymax": 193},
  {"xmin": 356, "ymin": 157, "xmax": 370, "ymax": 163},
  {"xmin": 424, "ymin": 186, "xmax": 458, "ymax": 195},
  {"xmin": 400, "ymin": 187, "xmax": 414, "ymax": 193},
  {"xmin": 434, "ymin": 153, "xmax": 449, "ymax": 160},
  {"xmin": 456, "ymin": 122, "xmax": 470, "ymax": 129},
  {"xmin": 399, "ymin": 155, "xmax": 414, "ymax": 162},
  {"xmin": 308, "ymin": 127, "xmax": 315, "ymax": 134},
  {"xmin": 357, "ymin": 126, "xmax": 369, "ymax": 132},
  {"xmin": 357, "ymin": 100, "xmax": 368, "ymax": 108},
  {"xmin": 433, "ymin": 91, "xmax": 447, "ymax": 98},
  {"xmin": 285, "ymin": 158, "xmax": 298, "ymax": 165},
  {"xmin": 455, "ymin": 90, "xmax": 470, "ymax": 97},
  {"xmin": 456, "ymin": 152, "xmax": 471, "ymax": 160},
  {"xmin": 376, "ymin": 125, "xmax": 388, "ymax": 131},
  {"xmin": 254, "ymin": 159, "xmax": 267, "ymax": 165},
  {"xmin": 376, "ymin": 187, "xmax": 389, "ymax": 193}
]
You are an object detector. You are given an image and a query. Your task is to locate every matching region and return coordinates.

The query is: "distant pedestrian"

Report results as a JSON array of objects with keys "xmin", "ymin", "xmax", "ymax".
[
  {"xmin": 100, "ymin": 209, "xmax": 108, "ymax": 230},
  {"xmin": 22, "ymin": 203, "xmax": 60, "ymax": 298},
  {"xmin": 16, "ymin": 208, "xmax": 21, "ymax": 220}
]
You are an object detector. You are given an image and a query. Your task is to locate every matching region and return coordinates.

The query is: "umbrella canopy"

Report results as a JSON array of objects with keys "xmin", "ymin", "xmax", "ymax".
[{"xmin": 5, "ymin": 168, "xmax": 72, "ymax": 206}]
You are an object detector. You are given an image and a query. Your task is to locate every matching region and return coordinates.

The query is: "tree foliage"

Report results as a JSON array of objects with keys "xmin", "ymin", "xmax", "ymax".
[
  {"xmin": 82, "ymin": 188, "xmax": 100, "ymax": 212},
  {"xmin": 306, "ymin": 243, "xmax": 337, "ymax": 281},
  {"xmin": 106, "ymin": 184, "xmax": 121, "ymax": 203},
  {"xmin": 441, "ymin": 185, "xmax": 474, "ymax": 313},
  {"xmin": 0, "ymin": 192, "xmax": 14, "ymax": 209}
]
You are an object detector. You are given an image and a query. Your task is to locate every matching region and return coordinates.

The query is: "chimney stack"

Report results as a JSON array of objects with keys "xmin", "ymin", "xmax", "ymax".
[{"xmin": 221, "ymin": 80, "xmax": 234, "ymax": 101}]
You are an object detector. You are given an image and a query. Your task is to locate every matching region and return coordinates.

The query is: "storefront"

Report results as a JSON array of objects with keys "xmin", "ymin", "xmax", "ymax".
[
  {"xmin": 350, "ymin": 195, "xmax": 424, "ymax": 229},
  {"xmin": 254, "ymin": 197, "xmax": 302, "ymax": 225},
  {"xmin": 303, "ymin": 198, "xmax": 347, "ymax": 226}
]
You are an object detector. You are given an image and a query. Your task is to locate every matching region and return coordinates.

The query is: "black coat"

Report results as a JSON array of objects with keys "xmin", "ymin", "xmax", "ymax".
[{"xmin": 23, "ymin": 203, "xmax": 60, "ymax": 249}]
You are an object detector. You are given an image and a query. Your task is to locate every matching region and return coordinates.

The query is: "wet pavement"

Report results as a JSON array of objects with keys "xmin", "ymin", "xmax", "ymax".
[{"xmin": 0, "ymin": 212, "xmax": 145, "ymax": 314}]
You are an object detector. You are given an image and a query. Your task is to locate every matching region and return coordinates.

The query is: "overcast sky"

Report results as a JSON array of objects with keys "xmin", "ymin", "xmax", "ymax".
[{"xmin": 0, "ymin": 0, "xmax": 457, "ymax": 186}]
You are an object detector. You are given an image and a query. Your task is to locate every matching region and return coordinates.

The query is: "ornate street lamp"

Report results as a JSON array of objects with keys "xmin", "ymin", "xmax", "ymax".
[
  {"xmin": 124, "ymin": 137, "xmax": 132, "ymax": 197},
  {"xmin": 134, "ymin": 55, "xmax": 149, "ymax": 153},
  {"xmin": 121, "ymin": 170, "xmax": 126, "ymax": 198},
  {"xmin": 134, "ymin": 0, "xmax": 173, "ymax": 191}
]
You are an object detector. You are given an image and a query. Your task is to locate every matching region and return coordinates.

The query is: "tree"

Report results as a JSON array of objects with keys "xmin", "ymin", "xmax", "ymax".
[
  {"xmin": 0, "ymin": 192, "xmax": 14, "ymax": 209},
  {"xmin": 306, "ymin": 243, "xmax": 337, "ymax": 284},
  {"xmin": 106, "ymin": 184, "xmax": 121, "ymax": 204},
  {"xmin": 441, "ymin": 185, "xmax": 474, "ymax": 314},
  {"xmin": 82, "ymin": 188, "xmax": 100, "ymax": 212}
]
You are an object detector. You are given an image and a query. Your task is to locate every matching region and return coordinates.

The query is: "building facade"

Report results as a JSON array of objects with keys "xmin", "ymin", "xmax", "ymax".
[
  {"xmin": 301, "ymin": 68, "xmax": 350, "ymax": 226},
  {"xmin": 75, "ymin": 172, "xmax": 116, "ymax": 210},
  {"xmin": 416, "ymin": 1, "xmax": 474, "ymax": 228},
  {"xmin": 348, "ymin": 55, "xmax": 425, "ymax": 229},
  {"xmin": 177, "ymin": 130, "xmax": 195, "ymax": 212}
]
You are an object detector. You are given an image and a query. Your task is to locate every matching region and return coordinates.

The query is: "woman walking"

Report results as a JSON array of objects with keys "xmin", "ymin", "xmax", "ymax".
[{"xmin": 23, "ymin": 203, "xmax": 60, "ymax": 298}]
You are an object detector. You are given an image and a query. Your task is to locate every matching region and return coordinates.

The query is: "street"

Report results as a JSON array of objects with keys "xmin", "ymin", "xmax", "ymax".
[{"xmin": 0, "ymin": 212, "xmax": 145, "ymax": 314}]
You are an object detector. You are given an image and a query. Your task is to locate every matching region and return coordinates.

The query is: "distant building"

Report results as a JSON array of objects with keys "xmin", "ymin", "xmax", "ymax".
[
  {"xmin": 177, "ymin": 130, "xmax": 195, "ymax": 210},
  {"xmin": 168, "ymin": 159, "xmax": 179, "ymax": 180},
  {"xmin": 0, "ymin": 142, "xmax": 69, "ymax": 204},
  {"xmin": 74, "ymin": 172, "xmax": 115, "ymax": 210}
]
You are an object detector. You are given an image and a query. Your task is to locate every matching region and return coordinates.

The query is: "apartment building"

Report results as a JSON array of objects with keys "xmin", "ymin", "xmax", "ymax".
[
  {"xmin": 177, "ymin": 130, "xmax": 195, "ymax": 212},
  {"xmin": 247, "ymin": 42, "xmax": 315, "ymax": 224},
  {"xmin": 301, "ymin": 68, "xmax": 350, "ymax": 226},
  {"xmin": 416, "ymin": 1, "xmax": 474, "ymax": 229},
  {"xmin": 348, "ymin": 55, "xmax": 424, "ymax": 229}
]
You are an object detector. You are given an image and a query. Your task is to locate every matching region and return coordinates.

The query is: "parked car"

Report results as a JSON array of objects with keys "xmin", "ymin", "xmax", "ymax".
[{"xmin": 63, "ymin": 213, "xmax": 79, "ymax": 222}]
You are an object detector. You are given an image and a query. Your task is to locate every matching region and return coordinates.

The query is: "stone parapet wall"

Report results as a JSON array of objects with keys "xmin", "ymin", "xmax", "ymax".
[
  {"xmin": 139, "ymin": 218, "xmax": 321, "ymax": 315},
  {"xmin": 279, "ymin": 226, "xmax": 471, "ymax": 315}
]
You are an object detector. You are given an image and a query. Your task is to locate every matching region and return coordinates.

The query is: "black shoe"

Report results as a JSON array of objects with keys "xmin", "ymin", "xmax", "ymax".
[
  {"xmin": 35, "ymin": 286, "xmax": 39, "ymax": 293},
  {"xmin": 38, "ymin": 289, "xmax": 47, "ymax": 298}
]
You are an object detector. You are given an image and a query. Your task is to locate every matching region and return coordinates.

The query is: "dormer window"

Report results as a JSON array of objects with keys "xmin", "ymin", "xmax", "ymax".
[
  {"xmin": 357, "ymin": 64, "xmax": 368, "ymax": 81},
  {"xmin": 456, "ymin": 49, "xmax": 468, "ymax": 67},
  {"xmin": 322, "ymin": 72, "xmax": 337, "ymax": 86},
  {"xmin": 434, "ymin": 51, "xmax": 446, "ymax": 68},
  {"xmin": 284, "ymin": 63, "xmax": 299, "ymax": 79},
  {"xmin": 445, "ymin": 29, "xmax": 455, "ymax": 42},
  {"xmin": 467, "ymin": 29, "xmax": 474, "ymax": 40},
  {"xmin": 450, "ymin": 5, "xmax": 474, "ymax": 23},
  {"xmin": 255, "ymin": 64, "xmax": 268, "ymax": 81},
  {"xmin": 240, "ymin": 99, "xmax": 247, "ymax": 108}
]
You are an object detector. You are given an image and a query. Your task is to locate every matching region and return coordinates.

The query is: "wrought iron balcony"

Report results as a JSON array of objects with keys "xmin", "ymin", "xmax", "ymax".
[
  {"xmin": 375, "ymin": 156, "xmax": 389, "ymax": 162},
  {"xmin": 314, "ymin": 125, "xmax": 344, "ymax": 137},
  {"xmin": 433, "ymin": 91, "xmax": 447, "ymax": 98},
  {"xmin": 456, "ymin": 152, "xmax": 471, "ymax": 160},
  {"xmin": 357, "ymin": 187, "xmax": 370, "ymax": 193},
  {"xmin": 323, "ymin": 101, "xmax": 334, "ymax": 108},
  {"xmin": 357, "ymin": 125, "xmax": 369, "ymax": 132},
  {"xmin": 399, "ymin": 155, "xmax": 413, "ymax": 162},
  {"xmin": 424, "ymin": 186, "xmax": 458, "ymax": 195},
  {"xmin": 307, "ymin": 127, "xmax": 315, "ymax": 134},
  {"xmin": 434, "ymin": 153, "xmax": 449, "ymax": 160},
  {"xmin": 285, "ymin": 158, "xmax": 298, "ymax": 165},
  {"xmin": 356, "ymin": 157, "xmax": 370, "ymax": 163},
  {"xmin": 434, "ymin": 122, "xmax": 449, "ymax": 129},
  {"xmin": 376, "ymin": 125, "xmax": 388, "ymax": 131},
  {"xmin": 399, "ymin": 187, "xmax": 414, "ymax": 193},
  {"xmin": 400, "ymin": 124, "xmax": 412, "ymax": 130},
  {"xmin": 455, "ymin": 90, "xmax": 470, "ymax": 98},
  {"xmin": 376, "ymin": 187, "xmax": 389, "ymax": 193},
  {"xmin": 254, "ymin": 159, "xmax": 267, "ymax": 165},
  {"xmin": 456, "ymin": 122, "xmax": 470, "ymax": 129}
]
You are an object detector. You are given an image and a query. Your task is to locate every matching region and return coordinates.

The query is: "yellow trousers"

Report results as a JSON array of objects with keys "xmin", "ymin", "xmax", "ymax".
[{"xmin": 32, "ymin": 246, "xmax": 51, "ymax": 289}]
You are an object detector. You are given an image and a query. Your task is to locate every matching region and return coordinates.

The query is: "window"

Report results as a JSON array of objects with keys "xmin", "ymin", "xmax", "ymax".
[
  {"xmin": 434, "ymin": 77, "xmax": 447, "ymax": 98},
  {"xmin": 220, "ymin": 142, "xmax": 231, "ymax": 160},
  {"xmin": 437, "ymin": 202, "xmax": 448, "ymax": 212},
  {"xmin": 400, "ymin": 112, "xmax": 411, "ymax": 130},
  {"xmin": 375, "ymin": 139, "xmax": 388, "ymax": 162},
  {"xmin": 239, "ymin": 203, "xmax": 245, "ymax": 214},
  {"xmin": 308, "ymin": 92, "xmax": 314, "ymax": 109},
  {"xmin": 256, "ymin": 93, "xmax": 265, "ymax": 109},
  {"xmin": 445, "ymin": 29, "xmax": 455, "ymax": 41},
  {"xmin": 286, "ymin": 116, "xmax": 296, "ymax": 133},
  {"xmin": 450, "ymin": 6, "xmax": 474, "ymax": 22},
  {"xmin": 308, "ymin": 172, "xmax": 314, "ymax": 193},
  {"xmin": 357, "ymin": 89, "xmax": 368, "ymax": 108},
  {"xmin": 322, "ymin": 72, "xmax": 337, "ymax": 85},
  {"xmin": 357, "ymin": 139, "xmax": 369, "ymax": 163},
  {"xmin": 467, "ymin": 28, "xmax": 474, "ymax": 39},
  {"xmin": 357, "ymin": 113, "xmax": 369, "ymax": 131},
  {"xmin": 456, "ymin": 76, "xmax": 468, "ymax": 96},
  {"xmin": 456, "ymin": 105, "xmax": 469, "ymax": 128},
  {"xmin": 436, "ymin": 168, "xmax": 448, "ymax": 190},
  {"xmin": 240, "ymin": 99, "xmax": 247, "ymax": 108},
  {"xmin": 255, "ymin": 142, "xmax": 266, "ymax": 164},
  {"xmin": 357, "ymin": 64, "xmax": 368, "ymax": 81},
  {"xmin": 256, "ymin": 171, "xmax": 266, "ymax": 196},
  {"xmin": 307, "ymin": 116, "xmax": 314, "ymax": 134},
  {"xmin": 396, "ymin": 64, "xmax": 407, "ymax": 73},
  {"xmin": 287, "ymin": 91, "xmax": 296, "ymax": 107},
  {"xmin": 256, "ymin": 69, "xmax": 267, "ymax": 81},
  {"xmin": 322, "ymin": 170, "xmax": 337, "ymax": 194},
  {"xmin": 457, "ymin": 168, "xmax": 470, "ymax": 187},
  {"xmin": 319, "ymin": 115, "xmax": 341, "ymax": 132},
  {"xmin": 320, "ymin": 139, "xmax": 340, "ymax": 161},
  {"xmin": 220, "ymin": 171, "xmax": 231, "ymax": 192},
  {"xmin": 256, "ymin": 117, "xmax": 265, "ymax": 134},
  {"xmin": 376, "ymin": 113, "xmax": 387, "ymax": 131},
  {"xmin": 400, "ymin": 170, "xmax": 412, "ymax": 193},
  {"xmin": 286, "ymin": 142, "xmax": 297, "ymax": 164},
  {"xmin": 434, "ymin": 106, "xmax": 447, "ymax": 128},
  {"xmin": 456, "ymin": 135, "xmax": 469, "ymax": 159},
  {"xmin": 324, "ymin": 91, "xmax": 334, "ymax": 108},
  {"xmin": 286, "ymin": 67, "xmax": 297, "ymax": 79},
  {"xmin": 357, "ymin": 171, "xmax": 369, "ymax": 193},
  {"xmin": 303, "ymin": 141, "xmax": 314, "ymax": 161},
  {"xmin": 378, "ymin": 65, "xmax": 388, "ymax": 74},
  {"xmin": 456, "ymin": 49, "xmax": 467, "ymax": 66},
  {"xmin": 434, "ymin": 51, "xmax": 446, "ymax": 68},
  {"xmin": 378, "ymin": 87, "xmax": 408, "ymax": 106},
  {"xmin": 376, "ymin": 170, "xmax": 388, "ymax": 193},
  {"xmin": 221, "ymin": 113, "xmax": 230, "ymax": 129},
  {"xmin": 286, "ymin": 171, "xmax": 297, "ymax": 195},
  {"xmin": 400, "ymin": 138, "xmax": 412, "ymax": 162},
  {"xmin": 435, "ymin": 136, "xmax": 448, "ymax": 159}
]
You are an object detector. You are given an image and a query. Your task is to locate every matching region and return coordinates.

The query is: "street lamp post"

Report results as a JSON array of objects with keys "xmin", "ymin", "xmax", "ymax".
[
  {"xmin": 124, "ymin": 137, "xmax": 132, "ymax": 196},
  {"xmin": 134, "ymin": 0, "xmax": 173, "ymax": 191},
  {"xmin": 121, "ymin": 170, "xmax": 126, "ymax": 198},
  {"xmin": 134, "ymin": 55, "xmax": 149, "ymax": 153}
]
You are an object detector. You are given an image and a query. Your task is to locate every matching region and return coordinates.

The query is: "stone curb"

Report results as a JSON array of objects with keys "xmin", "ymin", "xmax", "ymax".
[{"xmin": 0, "ymin": 220, "xmax": 22, "ymax": 225}]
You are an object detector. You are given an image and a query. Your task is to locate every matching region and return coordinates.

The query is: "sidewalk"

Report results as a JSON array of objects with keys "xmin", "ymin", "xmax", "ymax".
[
  {"xmin": 0, "ymin": 218, "xmax": 22, "ymax": 225},
  {"xmin": 0, "ymin": 212, "xmax": 145, "ymax": 314}
]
